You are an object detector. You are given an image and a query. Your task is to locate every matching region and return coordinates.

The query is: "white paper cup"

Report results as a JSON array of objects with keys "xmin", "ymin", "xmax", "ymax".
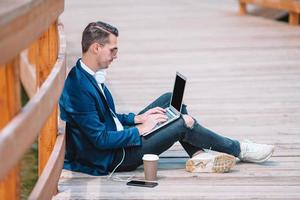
[{"xmin": 142, "ymin": 154, "xmax": 159, "ymax": 181}]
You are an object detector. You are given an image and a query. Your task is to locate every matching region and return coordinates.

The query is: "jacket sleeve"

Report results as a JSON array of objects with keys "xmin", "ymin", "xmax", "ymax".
[
  {"xmin": 59, "ymin": 81, "xmax": 142, "ymax": 150},
  {"xmin": 70, "ymin": 109, "xmax": 141, "ymax": 150},
  {"xmin": 115, "ymin": 112, "xmax": 136, "ymax": 126}
]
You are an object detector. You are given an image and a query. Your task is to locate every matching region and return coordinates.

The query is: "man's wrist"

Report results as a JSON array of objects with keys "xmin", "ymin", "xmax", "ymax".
[
  {"xmin": 136, "ymin": 125, "xmax": 144, "ymax": 135},
  {"xmin": 134, "ymin": 115, "xmax": 142, "ymax": 124}
]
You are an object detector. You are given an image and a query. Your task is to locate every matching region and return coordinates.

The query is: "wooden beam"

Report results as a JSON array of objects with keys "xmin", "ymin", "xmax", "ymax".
[
  {"xmin": 28, "ymin": 41, "xmax": 39, "ymax": 66},
  {"xmin": 0, "ymin": 58, "xmax": 21, "ymax": 200},
  {"xmin": 0, "ymin": 0, "xmax": 64, "ymax": 65},
  {"xmin": 20, "ymin": 51, "xmax": 36, "ymax": 98},
  {"xmin": 289, "ymin": 12, "xmax": 300, "ymax": 25},
  {"xmin": 29, "ymin": 126, "xmax": 65, "ymax": 200},
  {"xmin": 239, "ymin": 0, "xmax": 300, "ymax": 13},
  {"xmin": 239, "ymin": 1, "xmax": 247, "ymax": 15},
  {"xmin": 37, "ymin": 21, "xmax": 59, "ymax": 176},
  {"xmin": 0, "ymin": 22, "xmax": 66, "ymax": 180}
]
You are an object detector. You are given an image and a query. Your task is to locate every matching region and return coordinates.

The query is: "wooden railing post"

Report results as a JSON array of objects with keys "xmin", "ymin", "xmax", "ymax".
[
  {"xmin": 28, "ymin": 41, "xmax": 39, "ymax": 66},
  {"xmin": 37, "ymin": 20, "xmax": 59, "ymax": 176},
  {"xmin": 289, "ymin": 12, "xmax": 299, "ymax": 25},
  {"xmin": 239, "ymin": 0, "xmax": 247, "ymax": 15},
  {"xmin": 237, "ymin": 0, "xmax": 300, "ymax": 26},
  {"xmin": 0, "ymin": 0, "xmax": 65, "ymax": 199},
  {"xmin": 0, "ymin": 58, "xmax": 21, "ymax": 200}
]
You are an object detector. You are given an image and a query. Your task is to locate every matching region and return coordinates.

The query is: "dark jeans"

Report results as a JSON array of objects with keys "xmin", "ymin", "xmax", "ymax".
[{"xmin": 109, "ymin": 92, "xmax": 241, "ymax": 172}]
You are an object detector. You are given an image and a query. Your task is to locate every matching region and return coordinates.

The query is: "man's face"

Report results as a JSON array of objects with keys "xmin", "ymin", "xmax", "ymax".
[{"xmin": 96, "ymin": 34, "xmax": 118, "ymax": 69}]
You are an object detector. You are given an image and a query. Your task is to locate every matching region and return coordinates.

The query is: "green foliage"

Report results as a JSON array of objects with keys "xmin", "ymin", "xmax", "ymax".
[
  {"xmin": 20, "ymin": 86, "xmax": 38, "ymax": 199},
  {"xmin": 20, "ymin": 144, "xmax": 38, "ymax": 200}
]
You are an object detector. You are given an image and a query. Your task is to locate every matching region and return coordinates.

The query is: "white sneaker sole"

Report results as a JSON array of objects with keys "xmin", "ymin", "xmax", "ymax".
[
  {"xmin": 245, "ymin": 147, "xmax": 275, "ymax": 163},
  {"xmin": 186, "ymin": 153, "xmax": 236, "ymax": 173}
]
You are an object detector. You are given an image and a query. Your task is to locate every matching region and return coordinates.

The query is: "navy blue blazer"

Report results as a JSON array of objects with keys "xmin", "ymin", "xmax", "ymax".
[{"xmin": 59, "ymin": 59, "xmax": 142, "ymax": 175}]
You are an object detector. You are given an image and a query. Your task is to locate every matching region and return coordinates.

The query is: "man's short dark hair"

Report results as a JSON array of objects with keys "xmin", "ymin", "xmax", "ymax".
[{"xmin": 81, "ymin": 21, "xmax": 119, "ymax": 53}]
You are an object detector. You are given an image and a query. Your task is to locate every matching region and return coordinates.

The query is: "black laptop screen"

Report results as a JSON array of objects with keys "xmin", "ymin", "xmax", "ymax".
[{"xmin": 171, "ymin": 74, "xmax": 186, "ymax": 111}]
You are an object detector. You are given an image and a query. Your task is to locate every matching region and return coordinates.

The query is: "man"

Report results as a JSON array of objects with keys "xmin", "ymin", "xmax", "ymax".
[{"xmin": 59, "ymin": 21, "xmax": 274, "ymax": 176}]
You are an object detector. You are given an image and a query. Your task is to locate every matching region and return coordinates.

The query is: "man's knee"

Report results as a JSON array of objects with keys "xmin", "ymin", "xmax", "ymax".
[
  {"xmin": 182, "ymin": 114, "xmax": 195, "ymax": 129},
  {"xmin": 161, "ymin": 92, "xmax": 172, "ymax": 102}
]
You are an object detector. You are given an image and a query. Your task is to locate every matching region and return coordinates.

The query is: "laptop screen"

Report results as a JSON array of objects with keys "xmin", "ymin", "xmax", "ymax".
[{"xmin": 171, "ymin": 73, "xmax": 186, "ymax": 111}]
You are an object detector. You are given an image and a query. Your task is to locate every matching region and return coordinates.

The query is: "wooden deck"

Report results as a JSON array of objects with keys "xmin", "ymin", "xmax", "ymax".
[{"xmin": 54, "ymin": 0, "xmax": 300, "ymax": 199}]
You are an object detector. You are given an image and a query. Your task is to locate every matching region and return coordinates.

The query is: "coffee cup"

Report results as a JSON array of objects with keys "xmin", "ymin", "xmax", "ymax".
[{"xmin": 142, "ymin": 154, "xmax": 159, "ymax": 181}]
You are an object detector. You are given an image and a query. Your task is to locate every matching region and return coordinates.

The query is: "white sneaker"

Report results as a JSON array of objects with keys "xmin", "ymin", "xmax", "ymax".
[
  {"xmin": 186, "ymin": 151, "xmax": 235, "ymax": 173},
  {"xmin": 239, "ymin": 140, "xmax": 275, "ymax": 163}
]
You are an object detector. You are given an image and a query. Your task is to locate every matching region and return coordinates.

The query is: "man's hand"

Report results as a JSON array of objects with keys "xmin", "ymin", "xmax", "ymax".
[
  {"xmin": 136, "ymin": 113, "xmax": 168, "ymax": 136},
  {"xmin": 134, "ymin": 107, "xmax": 166, "ymax": 124}
]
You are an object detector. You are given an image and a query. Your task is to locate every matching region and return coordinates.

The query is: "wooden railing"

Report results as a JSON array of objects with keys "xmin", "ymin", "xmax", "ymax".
[
  {"xmin": 0, "ymin": 0, "xmax": 66, "ymax": 199},
  {"xmin": 238, "ymin": 0, "xmax": 300, "ymax": 25}
]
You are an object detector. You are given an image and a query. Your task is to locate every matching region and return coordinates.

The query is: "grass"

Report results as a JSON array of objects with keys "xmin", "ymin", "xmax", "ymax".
[
  {"xmin": 20, "ymin": 86, "xmax": 38, "ymax": 199},
  {"xmin": 20, "ymin": 143, "xmax": 38, "ymax": 200}
]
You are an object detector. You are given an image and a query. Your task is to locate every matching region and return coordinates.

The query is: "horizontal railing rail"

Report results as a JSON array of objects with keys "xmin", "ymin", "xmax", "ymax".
[
  {"xmin": 28, "ymin": 121, "xmax": 66, "ymax": 200},
  {"xmin": 238, "ymin": 0, "xmax": 300, "ymax": 25},
  {"xmin": 0, "ymin": 0, "xmax": 64, "ymax": 65},
  {"xmin": 0, "ymin": 21, "xmax": 66, "ymax": 179}
]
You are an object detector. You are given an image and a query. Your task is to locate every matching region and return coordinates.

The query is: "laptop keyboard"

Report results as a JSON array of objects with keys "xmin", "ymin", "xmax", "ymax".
[
  {"xmin": 153, "ymin": 109, "xmax": 175, "ymax": 129},
  {"xmin": 166, "ymin": 110, "xmax": 175, "ymax": 120}
]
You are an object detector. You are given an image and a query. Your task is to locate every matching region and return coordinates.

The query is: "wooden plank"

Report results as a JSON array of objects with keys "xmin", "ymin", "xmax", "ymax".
[
  {"xmin": 56, "ymin": 160, "xmax": 300, "ymax": 199},
  {"xmin": 0, "ymin": 58, "xmax": 21, "ymax": 200},
  {"xmin": 0, "ymin": 21, "xmax": 66, "ymax": 180},
  {"xmin": 20, "ymin": 51, "xmax": 36, "ymax": 98},
  {"xmin": 239, "ymin": 0, "xmax": 300, "ymax": 25},
  {"xmin": 0, "ymin": 0, "xmax": 64, "ymax": 65},
  {"xmin": 56, "ymin": 0, "xmax": 300, "ymax": 199},
  {"xmin": 239, "ymin": 1, "xmax": 247, "ymax": 15},
  {"xmin": 37, "ymin": 21, "xmax": 59, "ymax": 175},
  {"xmin": 290, "ymin": 11, "xmax": 300, "ymax": 25},
  {"xmin": 29, "ymin": 127, "xmax": 65, "ymax": 200},
  {"xmin": 55, "ymin": 166, "xmax": 300, "ymax": 200},
  {"xmin": 58, "ymin": 176, "xmax": 300, "ymax": 187},
  {"xmin": 53, "ymin": 186, "xmax": 300, "ymax": 200},
  {"xmin": 28, "ymin": 40, "xmax": 39, "ymax": 66},
  {"xmin": 239, "ymin": 0, "xmax": 300, "ymax": 13}
]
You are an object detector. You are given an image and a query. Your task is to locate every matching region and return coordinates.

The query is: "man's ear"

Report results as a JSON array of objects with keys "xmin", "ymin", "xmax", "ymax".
[{"xmin": 90, "ymin": 43, "xmax": 101, "ymax": 55}]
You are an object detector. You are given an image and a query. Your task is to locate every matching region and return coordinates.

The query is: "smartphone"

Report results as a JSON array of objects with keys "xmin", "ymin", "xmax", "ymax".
[{"xmin": 126, "ymin": 180, "xmax": 158, "ymax": 188}]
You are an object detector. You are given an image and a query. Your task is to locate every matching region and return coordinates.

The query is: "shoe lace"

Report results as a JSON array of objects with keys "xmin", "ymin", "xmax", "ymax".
[
  {"xmin": 240, "ymin": 139, "xmax": 256, "ymax": 159},
  {"xmin": 204, "ymin": 147, "xmax": 213, "ymax": 154}
]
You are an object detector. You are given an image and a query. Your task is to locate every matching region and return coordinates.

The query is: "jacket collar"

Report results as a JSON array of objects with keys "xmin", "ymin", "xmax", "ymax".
[
  {"xmin": 79, "ymin": 59, "xmax": 95, "ymax": 76},
  {"xmin": 76, "ymin": 59, "xmax": 111, "ymax": 111}
]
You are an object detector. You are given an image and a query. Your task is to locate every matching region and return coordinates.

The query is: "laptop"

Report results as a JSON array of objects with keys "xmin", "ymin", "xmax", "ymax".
[{"xmin": 144, "ymin": 72, "xmax": 187, "ymax": 136}]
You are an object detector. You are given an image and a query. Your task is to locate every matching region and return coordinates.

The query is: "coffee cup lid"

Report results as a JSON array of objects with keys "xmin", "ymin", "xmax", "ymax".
[{"xmin": 142, "ymin": 154, "xmax": 159, "ymax": 161}]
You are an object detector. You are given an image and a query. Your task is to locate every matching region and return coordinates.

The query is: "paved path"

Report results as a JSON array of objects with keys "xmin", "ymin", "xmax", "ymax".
[{"xmin": 55, "ymin": 0, "xmax": 300, "ymax": 199}]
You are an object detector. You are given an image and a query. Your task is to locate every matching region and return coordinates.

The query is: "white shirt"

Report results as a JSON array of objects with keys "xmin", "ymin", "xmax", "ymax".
[{"xmin": 80, "ymin": 60, "xmax": 124, "ymax": 131}]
